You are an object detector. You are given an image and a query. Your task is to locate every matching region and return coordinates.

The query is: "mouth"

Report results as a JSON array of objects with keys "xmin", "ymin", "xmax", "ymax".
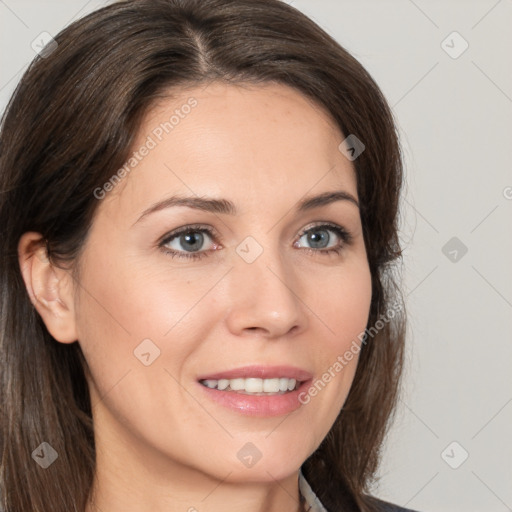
[{"xmin": 196, "ymin": 365, "xmax": 313, "ymax": 416}]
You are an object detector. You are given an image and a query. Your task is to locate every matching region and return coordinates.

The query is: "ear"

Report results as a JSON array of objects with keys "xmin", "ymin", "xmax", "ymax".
[{"xmin": 18, "ymin": 232, "xmax": 78, "ymax": 343}]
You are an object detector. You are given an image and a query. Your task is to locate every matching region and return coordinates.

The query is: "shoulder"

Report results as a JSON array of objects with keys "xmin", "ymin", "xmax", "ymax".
[{"xmin": 368, "ymin": 496, "xmax": 421, "ymax": 512}]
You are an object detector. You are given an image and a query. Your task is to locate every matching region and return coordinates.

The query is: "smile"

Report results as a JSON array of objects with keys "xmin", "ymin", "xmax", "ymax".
[
  {"xmin": 196, "ymin": 365, "xmax": 313, "ymax": 416},
  {"xmin": 199, "ymin": 377, "xmax": 301, "ymax": 395}
]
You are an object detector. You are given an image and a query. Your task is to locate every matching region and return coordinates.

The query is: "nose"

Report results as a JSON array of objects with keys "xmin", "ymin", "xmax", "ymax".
[{"xmin": 224, "ymin": 242, "xmax": 308, "ymax": 339}]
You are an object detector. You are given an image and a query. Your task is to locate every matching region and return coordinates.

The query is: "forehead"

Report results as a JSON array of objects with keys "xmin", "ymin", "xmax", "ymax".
[{"xmin": 101, "ymin": 82, "xmax": 357, "ymax": 220}]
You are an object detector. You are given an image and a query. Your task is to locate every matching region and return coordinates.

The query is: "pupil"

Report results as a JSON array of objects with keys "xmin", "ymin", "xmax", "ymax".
[
  {"xmin": 181, "ymin": 232, "xmax": 203, "ymax": 251},
  {"xmin": 308, "ymin": 230, "xmax": 329, "ymax": 248}
]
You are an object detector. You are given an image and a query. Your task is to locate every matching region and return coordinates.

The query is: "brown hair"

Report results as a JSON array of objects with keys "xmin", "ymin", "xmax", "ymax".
[{"xmin": 0, "ymin": 1, "xmax": 406, "ymax": 510}]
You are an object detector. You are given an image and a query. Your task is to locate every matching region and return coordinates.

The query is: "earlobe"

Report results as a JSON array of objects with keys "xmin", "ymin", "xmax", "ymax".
[{"xmin": 17, "ymin": 232, "xmax": 78, "ymax": 344}]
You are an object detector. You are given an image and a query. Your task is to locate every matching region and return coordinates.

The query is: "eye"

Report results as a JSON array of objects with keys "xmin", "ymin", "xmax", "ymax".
[
  {"xmin": 159, "ymin": 224, "xmax": 219, "ymax": 261},
  {"xmin": 294, "ymin": 223, "xmax": 353, "ymax": 256}
]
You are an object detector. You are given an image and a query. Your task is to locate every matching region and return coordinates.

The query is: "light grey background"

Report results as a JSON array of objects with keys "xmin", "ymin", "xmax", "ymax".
[{"xmin": 1, "ymin": 1, "xmax": 511, "ymax": 511}]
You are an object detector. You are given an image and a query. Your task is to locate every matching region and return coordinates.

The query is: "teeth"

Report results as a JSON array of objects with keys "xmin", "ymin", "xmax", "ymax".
[
  {"xmin": 217, "ymin": 379, "xmax": 229, "ymax": 390},
  {"xmin": 279, "ymin": 378, "xmax": 289, "ymax": 392},
  {"xmin": 246, "ymin": 378, "xmax": 263, "ymax": 393},
  {"xmin": 230, "ymin": 378, "xmax": 245, "ymax": 391},
  {"xmin": 200, "ymin": 377, "xmax": 299, "ymax": 394},
  {"xmin": 263, "ymin": 378, "xmax": 280, "ymax": 392}
]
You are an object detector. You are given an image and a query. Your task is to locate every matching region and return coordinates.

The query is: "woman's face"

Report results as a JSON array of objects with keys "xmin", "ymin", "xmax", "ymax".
[{"xmin": 72, "ymin": 82, "xmax": 372, "ymax": 484}]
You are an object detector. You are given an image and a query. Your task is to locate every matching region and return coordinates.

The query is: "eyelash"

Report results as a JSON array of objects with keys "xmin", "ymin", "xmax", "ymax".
[{"xmin": 158, "ymin": 222, "xmax": 353, "ymax": 261}]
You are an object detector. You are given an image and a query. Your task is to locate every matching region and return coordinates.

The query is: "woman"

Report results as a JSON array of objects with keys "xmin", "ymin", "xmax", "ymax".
[{"xmin": 0, "ymin": 1, "xmax": 415, "ymax": 511}]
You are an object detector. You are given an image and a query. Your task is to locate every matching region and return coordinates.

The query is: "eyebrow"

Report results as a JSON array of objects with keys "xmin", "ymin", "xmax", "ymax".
[{"xmin": 134, "ymin": 190, "xmax": 359, "ymax": 224}]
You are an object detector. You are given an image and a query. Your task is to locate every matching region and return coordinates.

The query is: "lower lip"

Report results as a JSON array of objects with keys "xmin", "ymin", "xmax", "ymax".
[{"xmin": 197, "ymin": 379, "xmax": 312, "ymax": 417}]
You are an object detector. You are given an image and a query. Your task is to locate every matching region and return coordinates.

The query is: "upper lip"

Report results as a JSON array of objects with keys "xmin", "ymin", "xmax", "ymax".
[{"xmin": 197, "ymin": 365, "xmax": 313, "ymax": 382}]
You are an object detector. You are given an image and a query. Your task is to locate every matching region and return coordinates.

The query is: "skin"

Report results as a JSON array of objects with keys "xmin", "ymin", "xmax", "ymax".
[{"xmin": 18, "ymin": 82, "xmax": 372, "ymax": 512}]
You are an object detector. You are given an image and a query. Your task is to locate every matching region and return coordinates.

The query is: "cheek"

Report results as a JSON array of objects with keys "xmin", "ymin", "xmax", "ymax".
[
  {"xmin": 310, "ymin": 257, "xmax": 373, "ymax": 351},
  {"xmin": 72, "ymin": 249, "xmax": 221, "ymax": 447},
  {"xmin": 75, "ymin": 245, "xmax": 208, "ymax": 345},
  {"xmin": 298, "ymin": 259, "xmax": 372, "ymax": 424},
  {"xmin": 73, "ymin": 246, "xmax": 232, "ymax": 417}
]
